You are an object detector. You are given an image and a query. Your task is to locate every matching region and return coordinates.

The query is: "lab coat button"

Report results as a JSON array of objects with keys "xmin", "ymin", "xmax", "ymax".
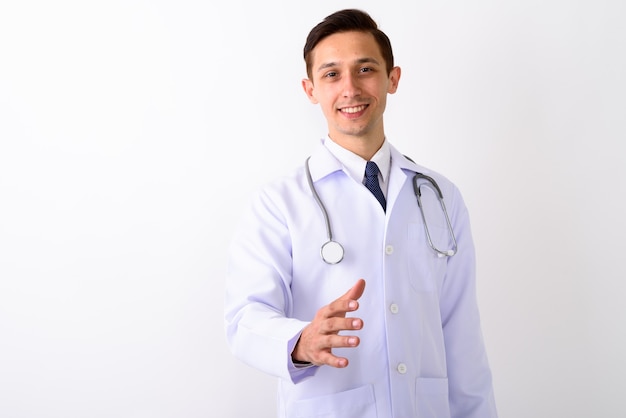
[
  {"xmin": 390, "ymin": 303, "xmax": 399, "ymax": 314},
  {"xmin": 397, "ymin": 363, "xmax": 407, "ymax": 374},
  {"xmin": 385, "ymin": 245, "xmax": 394, "ymax": 255}
]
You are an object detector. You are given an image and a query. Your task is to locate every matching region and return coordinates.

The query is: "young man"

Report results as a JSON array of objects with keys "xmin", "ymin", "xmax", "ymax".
[{"xmin": 224, "ymin": 9, "xmax": 498, "ymax": 418}]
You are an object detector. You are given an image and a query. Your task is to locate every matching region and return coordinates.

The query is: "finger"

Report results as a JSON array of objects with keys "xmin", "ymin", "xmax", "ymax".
[
  {"xmin": 327, "ymin": 334, "xmax": 360, "ymax": 349},
  {"xmin": 293, "ymin": 326, "xmax": 360, "ymax": 365},
  {"xmin": 314, "ymin": 351, "xmax": 350, "ymax": 368},
  {"xmin": 325, "ymin": 279, "xmax": 366, "ymax": 317},
  {"xmin": 322, "ymin": 336, "xmax": 360, "ymax": 367},
  {"xmin": 340, "ymin": 279, "xmax": 366, "ymax": 302},
  {"xmin": 320, "ymin": 316, "xmax": 363, "ymax": 334},
  {"xmin": 313, "ymin": 336, "xmax": 360, "ymax": 368}
]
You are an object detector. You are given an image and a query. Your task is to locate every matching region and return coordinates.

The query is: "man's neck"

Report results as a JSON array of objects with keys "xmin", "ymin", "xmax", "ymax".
[{"xmin": 327, "ymin": 134, "xmax": 385, "ymax": 161}]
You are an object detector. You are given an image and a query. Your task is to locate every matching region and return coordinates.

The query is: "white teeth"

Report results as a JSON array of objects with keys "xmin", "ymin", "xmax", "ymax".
[{"xmin": 342, "ymin": 105, "xmax": 366, "ymax": 114}]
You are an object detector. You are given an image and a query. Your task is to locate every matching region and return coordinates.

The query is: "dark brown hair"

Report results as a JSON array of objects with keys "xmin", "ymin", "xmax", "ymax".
[{"xmin": 303, "ymin": 9, "xmax": 395, "ymax": 79}]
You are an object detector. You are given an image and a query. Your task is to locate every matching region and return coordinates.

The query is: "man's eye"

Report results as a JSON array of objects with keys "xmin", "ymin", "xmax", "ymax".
[
  {"xmin": 360, "ymin": 67, "xmax": 373, "ymax": 73},
  {"xmin": 324, "ymin": 72, "xmax": 338, "ymax": 78}
]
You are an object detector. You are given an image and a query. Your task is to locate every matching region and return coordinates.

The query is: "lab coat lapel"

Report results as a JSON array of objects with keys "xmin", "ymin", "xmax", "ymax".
[{"xmin": 386, "ymin": 144, "xmax": 419, "ymax": 213}]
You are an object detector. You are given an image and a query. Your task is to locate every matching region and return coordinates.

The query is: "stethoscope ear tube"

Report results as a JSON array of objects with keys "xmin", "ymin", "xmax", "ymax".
[
  {"xmin": 413, "ymin": 172, "xmax": 444, "ymax": 199},
  {"xmin": 413, "ymin": 174, "xmax": 458, "ymax": 257}
]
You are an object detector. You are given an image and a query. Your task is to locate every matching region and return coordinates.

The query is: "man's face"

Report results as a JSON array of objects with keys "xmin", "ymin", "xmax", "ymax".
[{"xmin": 302, "ymin": 31, "xmax": 400, "ymax": 145}]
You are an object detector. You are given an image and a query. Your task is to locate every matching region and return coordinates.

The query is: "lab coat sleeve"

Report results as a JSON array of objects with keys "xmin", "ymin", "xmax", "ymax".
[
  {"xmin": 440, "ymin": 186, "xmax": 498, "ymax": 418},
  {"xmin": 224, "ymin": 186, "xmax": 319, "ymax": 384}
]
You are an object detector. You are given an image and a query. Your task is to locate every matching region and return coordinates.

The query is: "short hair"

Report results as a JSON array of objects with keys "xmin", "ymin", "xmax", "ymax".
[{"xmin": 303, "ymin": 9, "xmax": 395, "ymax": 79}]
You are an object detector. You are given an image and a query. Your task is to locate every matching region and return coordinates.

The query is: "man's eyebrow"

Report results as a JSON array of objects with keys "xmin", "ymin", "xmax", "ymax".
[
  {"xmin": 317, "ymin": 61, "xmax": 339, "ymax": 72},
  {"xmin": 316, "ymin": 57, "xmax": 381, "ymax": 73},
  {"xmin": 355, "ymin": 57, "xmax": 381, "ymax": 66}
]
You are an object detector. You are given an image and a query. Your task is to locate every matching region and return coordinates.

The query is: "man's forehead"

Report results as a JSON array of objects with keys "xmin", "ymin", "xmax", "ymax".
[
  {"xmin": 315, "ymin": 57, "xmax": 381, "ymax": 73},
  {"xmin": 311, "ymin": 32, "xmax": 382, "ymax": 69}
]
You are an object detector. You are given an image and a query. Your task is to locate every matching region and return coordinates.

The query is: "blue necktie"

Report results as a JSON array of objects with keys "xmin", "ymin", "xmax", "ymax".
[{"xmin": 364, "ymin": 161, "xmax": 386, "ymax": 211}]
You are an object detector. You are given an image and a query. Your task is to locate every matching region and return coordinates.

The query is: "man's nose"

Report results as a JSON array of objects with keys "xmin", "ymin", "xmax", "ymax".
[{"xmin": 341, "ymin": 74, "xmax": 362, "ymax": 97}]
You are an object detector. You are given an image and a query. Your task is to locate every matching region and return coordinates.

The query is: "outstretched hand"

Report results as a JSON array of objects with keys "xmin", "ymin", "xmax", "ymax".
[{"xmin": 292, "ymin": 279, "xmax": 366, "ymax": 368}]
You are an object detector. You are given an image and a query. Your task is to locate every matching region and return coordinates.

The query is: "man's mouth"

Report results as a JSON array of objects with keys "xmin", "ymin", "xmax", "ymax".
[{"xmin": 340, "ymin": 105, "xmax": 368, "ymax": 114}]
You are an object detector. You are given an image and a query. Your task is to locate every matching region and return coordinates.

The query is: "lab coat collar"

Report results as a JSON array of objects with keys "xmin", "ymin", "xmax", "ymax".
[
  {"xmin": 307, "ymin": 139, "xmax": 426, "ymax": 215},
  {"xmin": 307, "ymin": 138, "xmax": 421, "ymax": 183},
  {"xmin": 306, "ymin": 139, "xmax": 346, "ymax": 183},
  {"xmin": 389, "ymin": 145, "xmax": 421, "ymax": 174}
]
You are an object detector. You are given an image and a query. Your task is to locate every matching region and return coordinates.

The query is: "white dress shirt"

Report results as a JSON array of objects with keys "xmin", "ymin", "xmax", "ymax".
[{"xmin": 323, "ymin": 135, "xmax": 391, "ymax": 198}]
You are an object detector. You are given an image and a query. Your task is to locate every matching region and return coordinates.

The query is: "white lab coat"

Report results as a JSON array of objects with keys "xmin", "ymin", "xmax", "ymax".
[{"xmin": 224, "ymin": 140, "xmax": 498, "ymax": 418}]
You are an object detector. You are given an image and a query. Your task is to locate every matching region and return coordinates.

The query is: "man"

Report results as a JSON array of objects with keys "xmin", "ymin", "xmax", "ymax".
[{"xmin": 224, "ymin": 9, "xmax": 497, "ymax": 418}]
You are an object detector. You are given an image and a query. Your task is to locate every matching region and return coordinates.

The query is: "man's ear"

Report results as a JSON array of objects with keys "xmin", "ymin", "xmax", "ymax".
[
  {"xmin": 387, "ymin": 66, "xmax": 401, "ymax": 94},
  {"xmin": 302, "ymin": 78, "xmax": 319, "ymax": 104}
]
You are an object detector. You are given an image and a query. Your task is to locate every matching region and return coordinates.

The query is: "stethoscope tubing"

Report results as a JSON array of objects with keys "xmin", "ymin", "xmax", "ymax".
[
  {"xmin": 305, "ymin": 157, "xmax": 345, "ymax": 264},
  {"xmin": 305, "ymin": 157, "xmax": 457, "ymax": 264},
  {"xmin": 413, "ymin": 174, "xmax": 458, "ymax": 257}
]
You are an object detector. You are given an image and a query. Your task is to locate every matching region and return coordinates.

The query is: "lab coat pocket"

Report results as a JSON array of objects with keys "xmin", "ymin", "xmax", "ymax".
[
  {"xmin": 408, "ymin": 223, "xmax": 446, "ymax": 292},
  {"xmin": 289, "ymin": 384, "xmax": 377, "ymax": 418},
  {"xmin": 415, "ymin": 377, "xmax": 451, "ymax": 418}
]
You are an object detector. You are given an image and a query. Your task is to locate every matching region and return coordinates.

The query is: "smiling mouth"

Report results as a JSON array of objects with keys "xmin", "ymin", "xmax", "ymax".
[{"xmin": 340, "ymin": 105, "xmax": 368, "ymax": 114}]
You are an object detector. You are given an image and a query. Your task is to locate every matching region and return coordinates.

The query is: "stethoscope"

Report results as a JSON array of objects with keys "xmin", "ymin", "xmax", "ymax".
[{"xmin": 305, "ymin": 156, "xmax": 458, "ymax": 264}]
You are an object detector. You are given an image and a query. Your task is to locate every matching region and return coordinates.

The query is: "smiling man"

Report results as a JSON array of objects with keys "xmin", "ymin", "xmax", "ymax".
[{"xmin": 225, "ymin": 9, "xmax": 498, "ymax": 418}]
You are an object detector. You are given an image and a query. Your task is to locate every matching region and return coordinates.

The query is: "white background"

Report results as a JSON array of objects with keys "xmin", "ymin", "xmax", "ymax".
[{"xmin": 1, "ymin": 1, "xmax": 625, "ymax": 417}]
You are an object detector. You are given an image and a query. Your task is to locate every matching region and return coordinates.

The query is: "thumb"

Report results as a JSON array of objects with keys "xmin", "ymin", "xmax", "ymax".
[{"xmin": 341, "ymin": 278, "xmax": 366, "ymax": 302}]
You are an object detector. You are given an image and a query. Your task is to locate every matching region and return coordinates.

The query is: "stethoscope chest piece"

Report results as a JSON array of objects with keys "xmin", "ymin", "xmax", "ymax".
[{"xmin": 321, "ymin": 240, "xmax": 344, "ymax": 264}]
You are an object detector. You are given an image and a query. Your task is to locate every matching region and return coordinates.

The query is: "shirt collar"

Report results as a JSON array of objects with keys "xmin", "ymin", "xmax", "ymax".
[{"xmin": 322, "ymin": 136, "xmax": 391, "ymax": 184}]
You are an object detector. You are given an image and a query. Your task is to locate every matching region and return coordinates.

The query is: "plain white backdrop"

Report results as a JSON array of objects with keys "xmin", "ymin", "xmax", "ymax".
[{"xmin": 1, "ymin": 1, "xmax": 624, "ymax": 417}]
